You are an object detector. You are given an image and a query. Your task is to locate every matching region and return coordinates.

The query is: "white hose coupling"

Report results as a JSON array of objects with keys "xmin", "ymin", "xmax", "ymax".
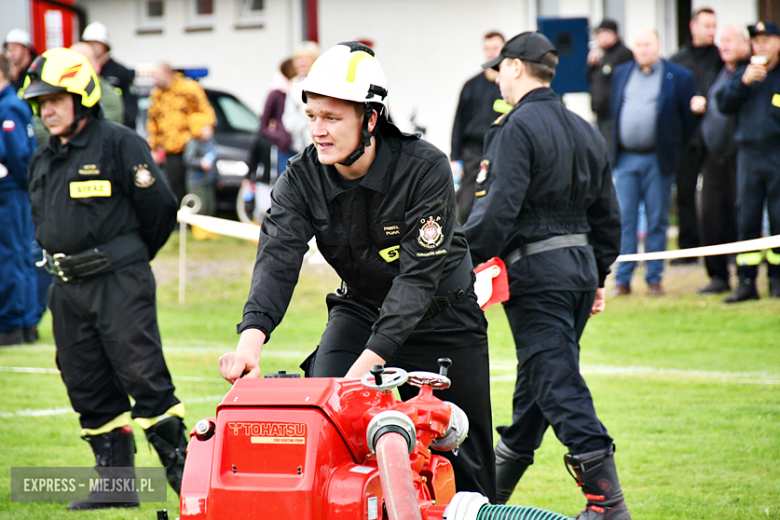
[
  {"xmin": 366, "ymin": 410, "xmax": 416, "ymax": 455},
  {"xmin": 430, "ymin": 402, "xmax": 469, "ymax": 454},
  {"xmin": 442, "ymin": 492, "xmax": 489, "ymax": 520}
]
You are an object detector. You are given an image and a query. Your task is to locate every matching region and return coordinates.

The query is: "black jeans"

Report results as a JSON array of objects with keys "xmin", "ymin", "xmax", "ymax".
[
  {"xmin": 456, "ymin": 146, "xmax": 484, "ymax": 224},
  {"xmin": 50, "ymin": 261, "xmax": 179, "ymax": 429},
  {"xmin": 499, "ymin": 290, "xmax": 612, "ymax": 458},
  {"xmin": 699, "ymin": 150, "xmax": 737, "ymax": 281},
  {"xmin": 163, "ymin": 152, "xmax": 186, "ymax": 204},
  {"xmin": 675, "ymin": 143, "xmax": 704, "ymax": 250},
  {"xmin": 305, "ymin": 290, "xmax": 496, "ymax": 502}
]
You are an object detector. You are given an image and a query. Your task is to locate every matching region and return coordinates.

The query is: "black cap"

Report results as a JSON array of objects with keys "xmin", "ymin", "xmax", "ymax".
[
  {"xmin": 482, "ymin": 31, "xmax": 558, "ymax": 71},
  {"xmin": 748, "ymin": 20, "xmax": 780, "ymax": 38},
  {"xmin": 596, "ymin": 19, "xmax": 619, "ymax": 33}
]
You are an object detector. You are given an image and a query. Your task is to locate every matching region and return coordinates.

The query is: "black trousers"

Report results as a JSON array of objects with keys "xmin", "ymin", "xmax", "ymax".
[
  {"xmin": 456, "ymin": 146, "xmax": 484, "ymax": 224},
  {"xmin": 499, "ymin": 290, "xmax": 612, "ymax": 458},
  {"xmin": 675, "ymin": 143, "xmax": 704, "ymax": 250},
  {"xmin": 736, "ymin": 147, "xmax": 780, "ymax": 279},
  {"xmin": 49, "ymin": 261, "xmax": 180, "ymax": 429},
  {"xmin": 306, "ymin": 290, "xmax": 496, "ymax": 502},
  {"xmin": 163, "ymin": 152, "xmax": 186, "ymax": 204},
  {"xmin": 699, "ymin": 150, "xmax": 737, "ymax": 282}
]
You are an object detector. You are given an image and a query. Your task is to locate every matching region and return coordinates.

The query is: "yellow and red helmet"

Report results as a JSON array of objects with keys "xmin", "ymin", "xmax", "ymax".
[{"xmin": 22, "ymin": 47, "xmax": 101, "ymax": 115}]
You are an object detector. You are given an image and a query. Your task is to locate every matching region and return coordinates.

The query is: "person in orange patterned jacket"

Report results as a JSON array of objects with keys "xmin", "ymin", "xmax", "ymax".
[{"xmin": 147, "ymin": 63, "xmax": 215, "ymax": 203}]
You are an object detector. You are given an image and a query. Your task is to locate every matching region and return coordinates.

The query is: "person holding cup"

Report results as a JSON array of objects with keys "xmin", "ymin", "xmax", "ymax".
[{"xmin": 716, "ymin": 20, "xmax": 780, "ymax": 302}]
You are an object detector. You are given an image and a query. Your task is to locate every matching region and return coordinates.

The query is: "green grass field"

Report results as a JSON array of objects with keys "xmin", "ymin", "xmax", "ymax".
[{"xmin": 1, "ymin": 232, "xmax": 779, "ymax": 519}]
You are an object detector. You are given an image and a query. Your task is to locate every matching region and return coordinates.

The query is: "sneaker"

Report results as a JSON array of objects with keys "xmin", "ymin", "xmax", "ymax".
[
  {"xmin": 576, "ymin": 501, "xmax": 632, "ymax": 520},
  {"xmin": 696, "ymin": 277, "xmax": 730, "ymax": 295},
  {"xmin": 23, "ymin": 325, "xmax": 39, "ymax": 343}
]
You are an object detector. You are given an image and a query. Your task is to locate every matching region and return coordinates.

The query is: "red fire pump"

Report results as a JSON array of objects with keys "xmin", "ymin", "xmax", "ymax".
[{"xmin": 168, "ymin": 359, "xmax": 568, "ymax": 520}]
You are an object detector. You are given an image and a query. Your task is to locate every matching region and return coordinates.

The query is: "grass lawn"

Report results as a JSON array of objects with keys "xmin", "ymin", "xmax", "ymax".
[{"xmin": 1, "ymin": 231, "xmax": 778, "ymax": 519}]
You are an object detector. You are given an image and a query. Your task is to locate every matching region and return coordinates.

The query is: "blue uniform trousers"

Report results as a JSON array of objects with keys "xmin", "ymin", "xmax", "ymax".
[{"xmin": 0, "ymin": 187, "xmax": 37, "ymax": 332}]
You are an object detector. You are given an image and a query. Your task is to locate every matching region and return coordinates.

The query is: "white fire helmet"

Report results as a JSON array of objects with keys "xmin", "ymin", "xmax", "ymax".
[
  {"xmin": 300, "ymin": 42, "xmax": 388, "ymax": 112},
  {"xmin": 82, "ymin": 21, "xmax": 112, "ymax": 51},
  {"xmin": 4, "ymin": 28, "xmax": 32, "ymax": 49}
]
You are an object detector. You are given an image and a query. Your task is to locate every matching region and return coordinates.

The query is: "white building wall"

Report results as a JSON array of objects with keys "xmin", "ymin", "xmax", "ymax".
[{"xmin": 76, "ymin": 0, "xmax": 296, "ymax": 114}]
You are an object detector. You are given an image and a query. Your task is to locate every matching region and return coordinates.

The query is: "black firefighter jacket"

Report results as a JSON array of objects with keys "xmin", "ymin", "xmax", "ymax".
[
  {"xmin": 464, "ymin": 88, "xmax": 621, "ymax": 295},
  {"xmin": 238, "ymin": 121, "xmax": 470, "ymax": 361}
]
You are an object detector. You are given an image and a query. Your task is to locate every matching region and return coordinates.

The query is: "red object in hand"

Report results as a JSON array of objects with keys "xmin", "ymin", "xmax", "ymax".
[{"xmin": 473, "ymin": 257, "xmax": 510, "ymax": 309}]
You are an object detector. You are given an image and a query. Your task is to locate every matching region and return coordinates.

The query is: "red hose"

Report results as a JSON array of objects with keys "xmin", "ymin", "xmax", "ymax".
[{"xmin": 375, "ymin": 432, "xmax": 423, "ymax": 520}]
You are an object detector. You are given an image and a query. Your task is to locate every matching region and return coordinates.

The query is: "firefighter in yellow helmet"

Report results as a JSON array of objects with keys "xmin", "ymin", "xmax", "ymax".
[{"xmin": 23, "ymin": 48, "xmax": 186, "ymax": 509}]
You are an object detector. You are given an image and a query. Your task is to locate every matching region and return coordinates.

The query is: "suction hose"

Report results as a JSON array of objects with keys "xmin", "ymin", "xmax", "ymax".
[
  {"xmin": 443, "ymin": 492, "xmax": 569, "ymax": 520},
  {"xmin": 375, "ymin": 431, "xmax": 423, "ymax": 520}
]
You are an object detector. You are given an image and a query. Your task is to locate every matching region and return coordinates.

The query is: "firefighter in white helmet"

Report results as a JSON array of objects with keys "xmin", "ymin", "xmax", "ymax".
[
  {"xmin": 81, "ymin": 21, "xmax": 138, "ymax": 128},
  {"xmin": 3, "ymin": 28, "xmax": 36, "ymax": 91},
  {"xmin": 219, "ymin": 42, "xmax": 496, "ymax": 501}
]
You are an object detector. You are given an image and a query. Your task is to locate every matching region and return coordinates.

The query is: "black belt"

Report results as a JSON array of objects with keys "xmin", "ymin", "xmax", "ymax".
[
  {"xmin": 504, "ymin": 234, "xmax": 589, "ymax": 265},
  {"xmin": 37, "ymin": 232, "xmax": 148, "ymax": 283}
]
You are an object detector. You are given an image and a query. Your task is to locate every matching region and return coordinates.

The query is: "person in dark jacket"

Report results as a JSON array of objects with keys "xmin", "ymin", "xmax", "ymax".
[
  {"xmin": 23, "ymin": 48, "xmax": 186, "ymax": 507},
  {"xmin": 716, "ymin": 20, "xmax": 780, "ymax": 302},
  {"xmin": 587, "ymin": 19, "xmax": 634, "ymax": 154},
  {"xmin": 218, "ymin": 42, "xmax": 496, "ymax": 502},
  {"xmin": 696, "ymin": 25, "xmax": 749, "ymax": 295},
  {"xmin": 3, "ymin": 29, "xmax": 36, "ymax": 92},
  {"xmin": 0, "ymin": 53, "xmax": 38, "ymax": 346},
  {"xmin": 464, "ymin": 32, "xmax": 627, "ymax": 520},
  {"xmin": 450, "ymin": 31, "xmax": 504, "ymax": 223},
  {"xmin": 610, "ymin": 28, "xmax": 697, "ymax": 296},
  {"xmin": 669, "ymin": 7, "xmax": 723, "ymax": 259},
  {"xmin": 82, "ymin": 22, "xmax": 139, "ymax": 129}
]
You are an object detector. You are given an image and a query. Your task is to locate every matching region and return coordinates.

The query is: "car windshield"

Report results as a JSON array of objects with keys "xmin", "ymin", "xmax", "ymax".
[{"xmin": 213, "ymin": 93, "xmax": 259, "ymax": 134}]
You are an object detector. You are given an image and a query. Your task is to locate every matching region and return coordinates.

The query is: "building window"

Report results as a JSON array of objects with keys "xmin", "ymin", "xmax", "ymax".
[
  {"xmin": 196, "ymin": 0, "xmax": 213, "ymax": 15},
  {"xmin": 185, "ymin": 0, "xmax": 215, "ymax": 32},
  {"xmin": 137, "ymin": 0, "xmax": 165, "ymax": 34},
  {"xmin": 148, "ymin": 0, "xmax": 164, "ymax": 17},
  {"xmin": 236, "ymin": 0, "xmax": 265, "ymax": 29}
]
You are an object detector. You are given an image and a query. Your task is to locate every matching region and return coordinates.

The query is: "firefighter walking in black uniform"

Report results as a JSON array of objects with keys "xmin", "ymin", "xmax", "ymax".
[
  {"xmin": 219, "ymin": 42, "xmax": 495, "ymax": 501},
  {"xmin": 23, "ymin": 48, "xmax": 187, "ymax": 509},
  {"xmin": 464, "ymin": 33, "xmax": 628, "ymax": 519}
]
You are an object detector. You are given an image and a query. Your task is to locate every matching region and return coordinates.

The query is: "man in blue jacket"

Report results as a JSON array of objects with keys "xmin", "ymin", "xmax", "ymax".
[
  {"xmin": 716, "ymin": 20, "xmax": 780, "ymax": 302},
  {"xmin": 0, "ymin": 53, "xmax": 37, "ymax": 345},
  {"xmin": 610, "ymin": 28, "xmax": 697, "ymax": 296}
]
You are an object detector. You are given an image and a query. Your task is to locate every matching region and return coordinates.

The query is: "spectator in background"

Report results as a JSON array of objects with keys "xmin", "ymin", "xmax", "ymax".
[
  {"xmin": 696, "ymin": 25, "xmax": 749, "ymax": 295},
  {"xmin": 3, "ymin": 29, "xmax": 36, "ymax": 91},
  {"xmin": 610, "ymin": 28, "xmax": 697, "ymax": 296},
  {"xmin": 717, "ymin": 20, "xmax": 780, "ymax": 302},
  {"xmin": 184, "ymin": 114, "xmax": 217, "ymax": 216},
  {"xmin": 587, "ymin": 19, "xmax": 634, "ymax": 154},
  {"xmin": 260, "ymin": 58, "xmax": 295, "ymax": 156},
  {"xmin": 670, "ymin": 8, "xmax": 723, "ymax": 262},
  {"xmin": 451, "ymin": 30, "xmax": 504, "ymax": 223},
  {"xmin": 0, "ymin": 53, "xmax": 38, "ymax": 345},
  {"xmin": 147, "ymin": 62, "xmax": 216, "ymax": 204},
  {"xmin": 82, "ymin": 21, "xmax": 139, "ymax": 129},
  {"xmin": 70, "ymin": 42, "xmax": 124, "ymax": 124},
  {"xmin": 283, "ymin": 41, "xmax": 320, "ymax": 153}
]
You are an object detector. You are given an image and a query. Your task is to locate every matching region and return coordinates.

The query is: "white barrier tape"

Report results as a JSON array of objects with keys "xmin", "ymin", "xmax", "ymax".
[
  {"xmin": 178, "ymin": 210, "xmax": 261, "ymax": 242},
  {"xmin": 616, "ymin": 234, "xmax": 780, "ymax": 262}
]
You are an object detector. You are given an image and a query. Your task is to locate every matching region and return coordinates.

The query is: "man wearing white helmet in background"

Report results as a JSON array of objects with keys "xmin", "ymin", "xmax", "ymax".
[
  {"xmin": 82, "ymin": 21, "xmax": 138, "ymax": 129},
  {"xmin": 3, "ymin": 29, "xmax": 36, "ymax": 91},
  {"xmin": 219, "ymin": 42, "xmax": 496, "ymax": 501}
]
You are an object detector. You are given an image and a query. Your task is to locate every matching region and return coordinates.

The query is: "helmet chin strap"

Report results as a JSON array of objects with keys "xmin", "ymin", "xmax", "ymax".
[
  {"xmin": 339, "ymin": 103, "xmax": 376, "ymax": 167},
  {"xmin": 60, "ymin": 95, "xmax": 92, "ymax": 140}
]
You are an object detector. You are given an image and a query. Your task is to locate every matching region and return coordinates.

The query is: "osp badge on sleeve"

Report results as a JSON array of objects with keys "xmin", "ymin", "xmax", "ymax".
[
  {"xmin": 418, "ymin": 216, "xmax": 444, "ymax": 249},
  {"xmin": 133, "ymin": 163, "xmax": 156, "ymax": 188}
]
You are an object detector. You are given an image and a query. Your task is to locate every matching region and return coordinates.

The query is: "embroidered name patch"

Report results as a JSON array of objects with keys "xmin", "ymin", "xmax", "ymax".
[
  {"xmin": 418, "ymin": 216, "xmax": 444, "ymax": 249},
  {"xmin": 70, "ymin": 180, "xmax": 111, "ymax": 198},
  {"xmin": 78, "ymin": 164, "xmax": 100, "ymax": 175},
  {"xmin": 379, "ymin": 245, "xmax": 400, "ymax": 262}
]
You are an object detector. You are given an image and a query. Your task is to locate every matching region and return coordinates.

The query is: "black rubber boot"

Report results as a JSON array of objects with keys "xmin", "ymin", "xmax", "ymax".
[
  {"xmin": 494, "ymin": 438, "xmax": 534, "ymax": 505},
  {"xmin": 769, "ymin": 276, "xmax": 780, "ymax": 298},
  {"xmin": 68, "ymin": 426, "xmax": 140, "ymax": 510},
  {"xmin": 565, "ymin": 445, "xmax": 631, "ymax": 520},
  {"xmin": 145, "ymin": 416, "xmax": 188, "ymax": 495},
  {"xmin": 724, "ymin": 277, "xmax": 760, "ymax": 303}
]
